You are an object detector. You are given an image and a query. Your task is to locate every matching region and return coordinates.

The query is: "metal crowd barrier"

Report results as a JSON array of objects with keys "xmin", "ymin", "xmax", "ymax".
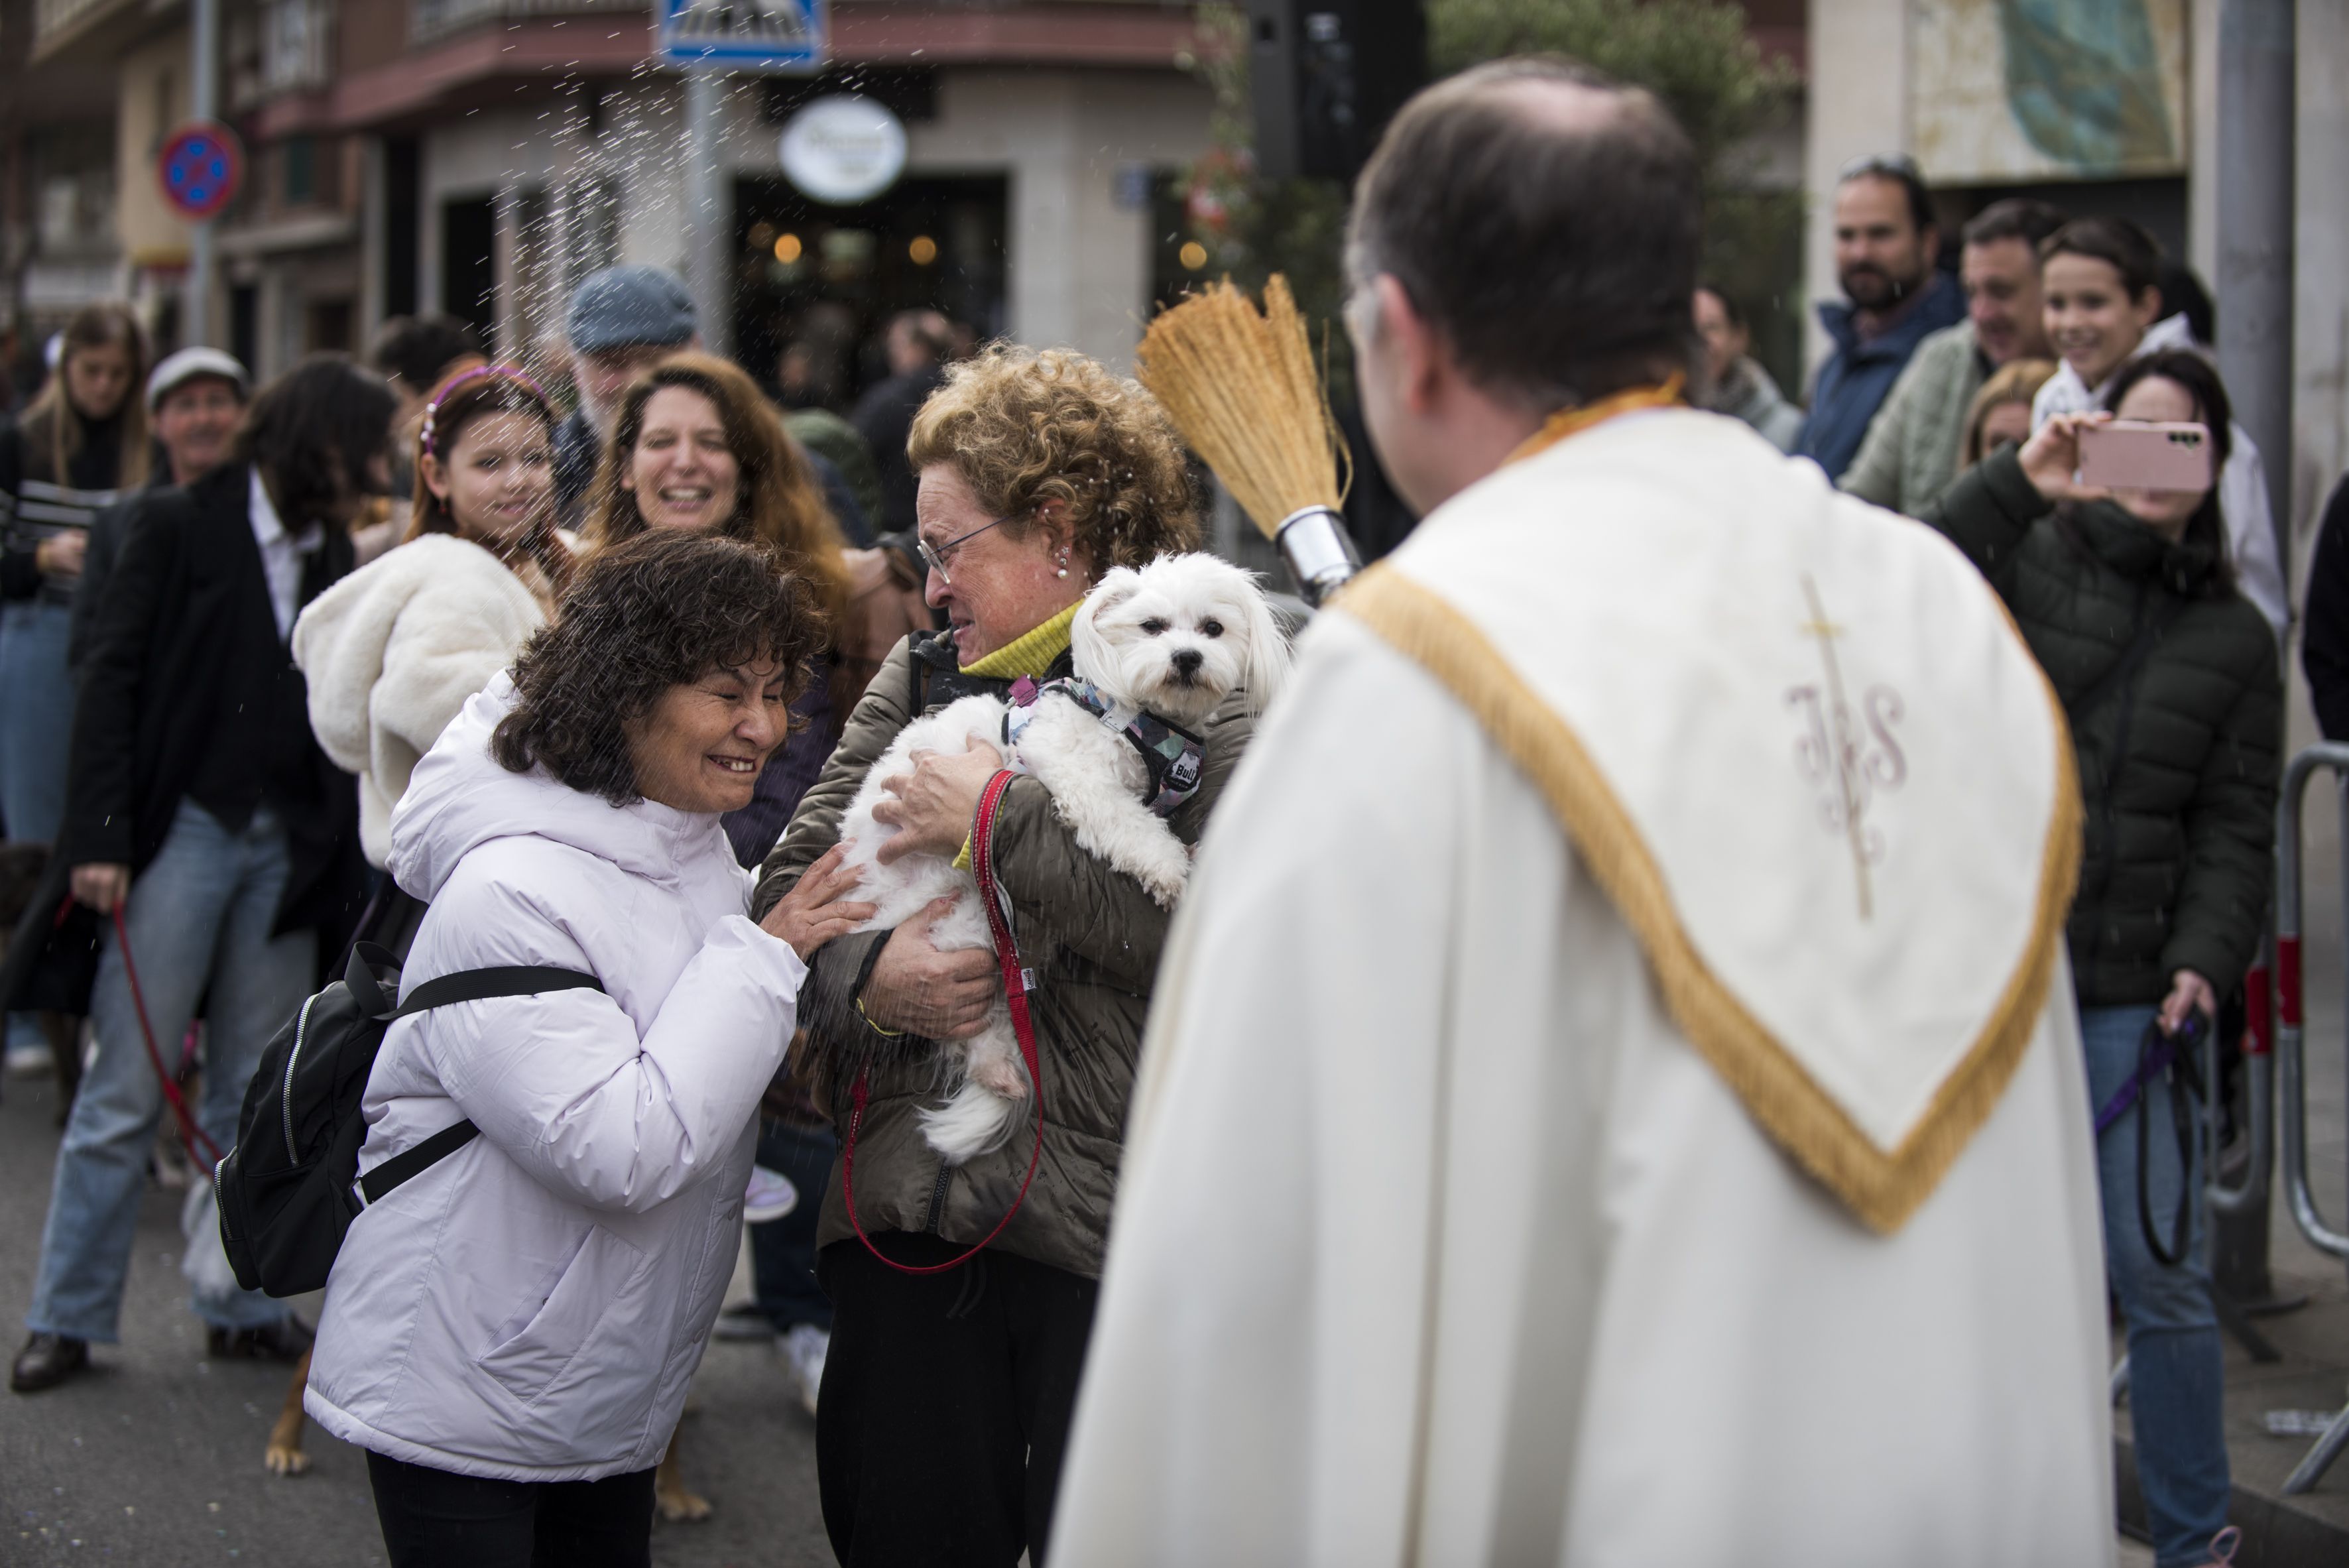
[{"xmin": 2267, "ymin": 743, "xmax": 2349, "ymax": 1493}]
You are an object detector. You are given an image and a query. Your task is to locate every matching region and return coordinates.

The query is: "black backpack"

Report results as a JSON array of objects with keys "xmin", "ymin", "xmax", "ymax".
[{"xmin": 215, "ymin": 940, "xmax": 602, "ymax": 1298}]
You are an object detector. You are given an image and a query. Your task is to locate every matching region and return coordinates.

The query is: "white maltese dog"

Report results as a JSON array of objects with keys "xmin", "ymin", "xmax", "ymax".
[{"xmin": 838, "ymin": 552, "xmax": 1291, "ymax": 1162}]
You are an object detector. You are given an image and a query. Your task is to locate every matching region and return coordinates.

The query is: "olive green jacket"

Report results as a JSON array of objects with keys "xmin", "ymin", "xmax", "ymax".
[
  {"xmin": 1839, "ymin": 321, "xmax": 1986, "ymax": 516},
  {"xmin": 1923, "ymin": 448, "xmax": 2281, "ymax": 1006},
  {"xmin": 753, "ymin": 631, "xmax": 1256, "ymax": 1278}
]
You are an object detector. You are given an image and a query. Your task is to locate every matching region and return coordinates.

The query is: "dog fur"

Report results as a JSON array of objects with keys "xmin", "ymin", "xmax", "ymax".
[{"xmin": 839, "ymin": 554, "xmax": 1289, "ymax": 1164}]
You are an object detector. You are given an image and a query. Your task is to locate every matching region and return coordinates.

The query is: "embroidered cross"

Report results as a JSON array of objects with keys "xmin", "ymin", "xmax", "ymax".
[{"xmin": 1789, "ymin": 573, "xmax": 1907, "ymax": 922}]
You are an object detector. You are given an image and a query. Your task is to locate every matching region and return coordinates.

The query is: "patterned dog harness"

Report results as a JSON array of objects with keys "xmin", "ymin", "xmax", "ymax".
[{"xmin": 1004, "ymin": 676, "xmax": 1206, "ymax": 817}]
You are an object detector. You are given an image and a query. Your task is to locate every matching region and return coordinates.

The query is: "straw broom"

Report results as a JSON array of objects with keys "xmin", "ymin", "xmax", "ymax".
[{"xmin": 1136, "ymin": 276, "xmax": 1363, "ymax": 605}]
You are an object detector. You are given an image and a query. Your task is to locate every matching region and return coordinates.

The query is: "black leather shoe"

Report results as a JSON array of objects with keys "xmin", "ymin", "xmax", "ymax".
[
  {"xmin": 206, "ymin": 1315, "xmax": 314, "ymax": 1364},
  {"xmin": 10, "ymin": 1332, "xmax": 89, "ymax": 1393}
]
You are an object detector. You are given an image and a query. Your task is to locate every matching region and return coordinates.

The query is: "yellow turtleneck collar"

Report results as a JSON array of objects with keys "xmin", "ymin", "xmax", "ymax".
[{"xmin": 958, "ymin": 601, "xmax": 1079, "ymax": 680}]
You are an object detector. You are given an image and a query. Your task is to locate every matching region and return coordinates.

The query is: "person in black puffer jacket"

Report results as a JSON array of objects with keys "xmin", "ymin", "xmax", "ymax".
[{"xmin": 1922, "ymin": 348, "xmax": 2277, "ymax": 1568}]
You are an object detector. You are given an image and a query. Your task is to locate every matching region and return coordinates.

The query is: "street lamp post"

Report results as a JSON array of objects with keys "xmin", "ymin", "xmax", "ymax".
[
  {"xmin": 2214, "ymin": 0, "xmax": 2297, "ymax": 1307},
  {"xmin": 186, "ymin": 0, "xmax": 219, "ymax": 347}
]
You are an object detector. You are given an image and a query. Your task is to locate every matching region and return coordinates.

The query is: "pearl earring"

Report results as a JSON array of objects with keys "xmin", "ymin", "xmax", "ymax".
[{"xmin": 1056, "ymin": 555, "xmax": 1069, "ymax": 579}]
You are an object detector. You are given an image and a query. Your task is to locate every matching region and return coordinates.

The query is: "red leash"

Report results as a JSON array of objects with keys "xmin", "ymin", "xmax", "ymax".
[
  {"xmin": 841, "ymin": 769, "xmax": 1045, "ymax": 1275},
  {"xmin": 107, "ymin": 900, "xmax": 225, "ymax": 1174}
]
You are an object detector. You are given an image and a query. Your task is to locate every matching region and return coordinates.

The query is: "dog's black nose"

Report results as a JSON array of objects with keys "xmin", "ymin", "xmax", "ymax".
[{"xmin": 1172, "ymin": 648, "xmax": 1204, "ymax": 677}]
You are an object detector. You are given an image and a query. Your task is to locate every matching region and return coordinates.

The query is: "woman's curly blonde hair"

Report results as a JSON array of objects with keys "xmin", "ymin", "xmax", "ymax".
[{"xmin": 906, "ymin": 344, "xmax": 1200, "ymax": 568}]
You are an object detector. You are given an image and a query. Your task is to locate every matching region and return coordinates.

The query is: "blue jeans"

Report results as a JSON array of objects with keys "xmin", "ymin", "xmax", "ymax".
[
  {"xmin": 0, "ymin": 599, "xmax": 74, "ymax": 1057},
  {"xmin": 27, "ymin": 800, "xmax": 315, "ymax": 1341},
  {"xmin": 751, "ymin": 1118, "xmax": 837, "ymax": 1333},
  {"xmin": 2082, "ymin": 1004, "xmax": 2231, "ymax": 1565}
]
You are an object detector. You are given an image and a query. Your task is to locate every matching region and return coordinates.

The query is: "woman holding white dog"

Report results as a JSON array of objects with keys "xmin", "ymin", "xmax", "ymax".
[
  {"xmin": 754, "ymin": 344, "xmax": 1274, "ymax": 1567},
  {"xmin": 304, "ymin": 531, "xmax": 874, "ymax": 1567}
]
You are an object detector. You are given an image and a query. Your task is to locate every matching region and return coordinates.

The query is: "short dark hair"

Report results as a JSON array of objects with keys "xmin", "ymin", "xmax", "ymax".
[
  {"xmin": 2040, "ymin": 217, "xmax": 2163, "ymax": 302},
  {"xmin": 2157, "ymin": 261, "xmax": 2215, "ymax": 346},
  {"xmin": 1348, "ymin": 56, "xmax": 1702, "ymax": 409},
  {"xmin": 1837, "ymin": 153, "xmax": 1935, "ymax": 234},
  {"xmin": 492, "ymin": 530, "xmax": 828, "ymax": 806},
  {"xmin": 369, "ymin": 314, "xmax": 483, "ymax": 391},
  {"xmin": 2099, "ymin": 349, "xmax": 2236, "ymax": 593},
  {"xmin": 233, "ymin": 355, "xmax": 398, "ymax": 528},
  {"xmin": 1961, "ymin": 198, "xmax": 2067, "ymax": 253},
  {"xmin": 1695, "ymin": 284, "xmax": 1745, "ymax": 328}
]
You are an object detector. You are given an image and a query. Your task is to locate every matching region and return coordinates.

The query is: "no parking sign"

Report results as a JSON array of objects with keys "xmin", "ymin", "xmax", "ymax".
[{"xmin": 156, "ymin": 122, "xmax": 244, "ymax": 221}]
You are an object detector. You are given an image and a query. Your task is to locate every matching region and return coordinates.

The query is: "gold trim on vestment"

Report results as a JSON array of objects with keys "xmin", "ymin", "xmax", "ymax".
[{"xmin": 1337, "ymin": 564, "xmax": 2083, "ymax": 1233}]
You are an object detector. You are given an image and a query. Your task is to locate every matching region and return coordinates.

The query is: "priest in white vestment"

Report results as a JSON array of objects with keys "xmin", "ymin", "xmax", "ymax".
[{"xmin": 1053, "ymin": 60, "xmax": 2117, "ymax": 1568}]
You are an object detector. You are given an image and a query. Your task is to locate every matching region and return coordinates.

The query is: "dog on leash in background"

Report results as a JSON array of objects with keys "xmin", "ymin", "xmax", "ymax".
[{"xmin": 838, "ymin": 552, "xmax": 1290, "ymax": 1164}]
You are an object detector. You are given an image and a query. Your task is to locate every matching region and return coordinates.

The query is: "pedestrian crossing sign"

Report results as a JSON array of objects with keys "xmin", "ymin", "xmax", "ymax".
[{"xmin": 656, "ymin": 0, "xmax": 827, "ymax": 74}]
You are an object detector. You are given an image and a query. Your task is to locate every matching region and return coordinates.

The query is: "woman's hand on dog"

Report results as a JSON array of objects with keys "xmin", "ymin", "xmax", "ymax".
[
  {"xmin": 72, "ymin": 863, "xmax": 131, "ymax": 914},
  {"xmin": 861, "ymin": 896, "xmax": 999, "ymax": 1040},
  {"xmin": 872, "ymin": 742, "xmax": 1006, "ymax": 865},
  {"xmin": 760, "ymin": 845, "xmax": 877, "ymax": 961}
]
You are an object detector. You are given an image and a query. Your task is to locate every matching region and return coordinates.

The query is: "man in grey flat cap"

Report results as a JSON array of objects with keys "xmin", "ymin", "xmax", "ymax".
[
  {"xmin": 552, "ymin": 265, "xmax": 701, "ymax": 528},
  {"xmin": 551, "ymin": 263, "xmax": 868, "ymax": 540}
]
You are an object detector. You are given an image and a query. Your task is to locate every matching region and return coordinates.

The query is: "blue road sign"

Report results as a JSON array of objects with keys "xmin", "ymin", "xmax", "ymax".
[
  {"xmin": 156, "ymin": 122, "xmax": 245, "ymax": 221},
  {"xmin": 656, "ymin": 0, "xmax": 827, "ymax": 74}
]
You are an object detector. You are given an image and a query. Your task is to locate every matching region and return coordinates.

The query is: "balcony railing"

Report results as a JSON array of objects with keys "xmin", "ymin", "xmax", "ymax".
[
  {"xmin": 33, "ymin": 0, "xmax": 143, "ymax": 53},
  {"xmin": 410, "ymin": 0, "xmax": 647, "ymax": 48}
]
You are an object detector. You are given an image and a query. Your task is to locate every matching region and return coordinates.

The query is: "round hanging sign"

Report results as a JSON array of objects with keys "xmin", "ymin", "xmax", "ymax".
[
  {"xmin": 778, "ymin": 96, "xmax": 908, "ymax": 206},
  {"xmin": 157, "ymin": 121, "xmax": 245, "ymax": 221}
]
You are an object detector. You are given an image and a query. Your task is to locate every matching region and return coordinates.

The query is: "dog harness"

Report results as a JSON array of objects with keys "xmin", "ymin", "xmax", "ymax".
[{"xmin": 1004, "ymin": 676, "xmax": 1206, "ymax": 817}]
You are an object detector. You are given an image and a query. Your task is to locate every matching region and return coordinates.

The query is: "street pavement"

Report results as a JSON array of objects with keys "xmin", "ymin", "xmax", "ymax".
[
  {"xmin": 0, "ymin": 1071, "xmax": 832, "ymax": 1567},
  {"xmin": 0, "ymin": 673, "xmax": 2343, "ymax": 1564}
]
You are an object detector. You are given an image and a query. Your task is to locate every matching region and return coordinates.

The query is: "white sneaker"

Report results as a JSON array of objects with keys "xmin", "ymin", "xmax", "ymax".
[
  {"xmin": 4, "ymin": 1041, "xmax": 54, "ymax": 1077},
  {"xmin": 743, "ymin": 1165, "xmax": 798, "ymax": 1224},
  {"xmin": 780, "ymin": 1323, "xmax": 828, "ymax": 1417}
]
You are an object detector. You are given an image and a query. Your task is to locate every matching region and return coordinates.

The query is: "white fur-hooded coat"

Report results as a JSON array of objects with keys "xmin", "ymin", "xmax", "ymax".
[{"xmin": 292, "ymin": 532, "xmax": 547, "ymax": 867}]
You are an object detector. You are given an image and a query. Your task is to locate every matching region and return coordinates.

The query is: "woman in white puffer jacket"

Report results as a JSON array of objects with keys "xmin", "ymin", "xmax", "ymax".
[
  {"xmin": 304, "ymin": 532, "xmax": 873, "ymax": 1568},
  {"xmin": 293, "ymin": 364, "xmax": 575, "ymax": 869}
]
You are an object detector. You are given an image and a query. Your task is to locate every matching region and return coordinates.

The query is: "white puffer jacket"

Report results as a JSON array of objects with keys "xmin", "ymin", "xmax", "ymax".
[
  {"xmin": 304, "ymin": 676, "xmax": 804, "ymax": 1482},
  {"xmin": 291, "ymin": 532, "xmax": 548, "ymax": 868}
]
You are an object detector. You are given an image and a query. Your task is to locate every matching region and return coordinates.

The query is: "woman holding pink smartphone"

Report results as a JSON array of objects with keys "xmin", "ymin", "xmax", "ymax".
[{"xmin": 1925, "ymin": 347, "xmax": 2276, "ymax": 1568}]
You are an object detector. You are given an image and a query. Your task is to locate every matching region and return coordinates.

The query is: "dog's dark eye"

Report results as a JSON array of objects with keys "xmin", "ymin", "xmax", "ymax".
[
  {"xmin": 1140, "ymin": 618, "xmax": 1169, "ymax": 635},
  {"xmin": 1199, "ymin": 619, "xmax": 1224, "ymax": 638}
]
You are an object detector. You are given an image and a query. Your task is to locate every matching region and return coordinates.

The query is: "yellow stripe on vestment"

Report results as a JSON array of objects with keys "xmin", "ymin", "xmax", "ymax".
[{"xmin": 1337, "ymin": 564, "xmax": 2082, "ymax": 1234}]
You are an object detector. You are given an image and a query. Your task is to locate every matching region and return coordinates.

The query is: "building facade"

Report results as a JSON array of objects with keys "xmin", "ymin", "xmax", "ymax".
[
  {"xmin": 1804, "ymin": 0, "xmax": 2349, "ymax": 551},
  {"xmin": 25, "ymin": 0, "xmax": 1221, "ymax": 400}
]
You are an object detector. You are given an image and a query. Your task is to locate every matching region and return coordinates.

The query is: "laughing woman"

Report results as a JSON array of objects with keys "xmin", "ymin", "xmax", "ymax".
[
  {"xmin": 306, "ymin": 531, "xmax": 873, "ymax": 1567},
  {"xmin": 586, "ymin": 351, "xmax": 855, "ymax": 867}
]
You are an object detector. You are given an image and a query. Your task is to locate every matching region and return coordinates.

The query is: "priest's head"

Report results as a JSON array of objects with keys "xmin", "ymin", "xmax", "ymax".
[{"xmin": 1344, "ymin": 57, "xmax": 1701, "ymax": 516}]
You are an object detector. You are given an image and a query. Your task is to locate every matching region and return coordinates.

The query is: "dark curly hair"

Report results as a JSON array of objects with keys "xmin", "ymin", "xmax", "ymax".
[
  {"xmin": 234, "ymin": 355, "xmax": 397, "ymax": 529},
  {"xmin": 492, "ymin": 530, "xmax": 829, "ymax": 805}
]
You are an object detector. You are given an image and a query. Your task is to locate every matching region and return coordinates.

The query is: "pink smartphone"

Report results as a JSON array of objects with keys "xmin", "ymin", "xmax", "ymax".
[{"xmin": 2078, "ymin": 420, "xmax": 2214, "ymax": 492}]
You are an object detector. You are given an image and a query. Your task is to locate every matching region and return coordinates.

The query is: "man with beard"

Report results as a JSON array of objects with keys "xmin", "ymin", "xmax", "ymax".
[
  {"xmin": 1840, "ymin": 198, "xmax": 2065, "ymax": 516},
  {"xmin": 1052, "ymin": 60, "xmax": 2109, "ymax": 1566},
  {"xmin": 1795, "ymin": 154, "xmax": 1966, "ymax": 481}
]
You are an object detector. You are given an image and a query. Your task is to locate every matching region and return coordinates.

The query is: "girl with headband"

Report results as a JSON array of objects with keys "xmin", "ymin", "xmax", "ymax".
[{"xmin": 294, "ymin": 365, "xmax": 575, "ymax": 878}]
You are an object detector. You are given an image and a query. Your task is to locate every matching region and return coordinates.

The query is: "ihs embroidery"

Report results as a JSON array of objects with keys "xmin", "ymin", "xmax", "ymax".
[{"xmin": 1787, "ymin": 573, "xmax": 1907, "ymax": 919}]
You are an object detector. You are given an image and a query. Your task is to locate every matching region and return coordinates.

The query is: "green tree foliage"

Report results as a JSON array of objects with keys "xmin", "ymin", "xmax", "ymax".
[{"xmin": 1179, "ymin": 0, "xmax": 1803, "ymax": 387}]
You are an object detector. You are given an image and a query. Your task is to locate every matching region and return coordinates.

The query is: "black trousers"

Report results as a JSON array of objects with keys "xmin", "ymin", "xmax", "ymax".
[
  {"xmin": 365, "ymin": 1449, "xmax": 656, "ymax": 1568},
  {"xmin": 816, "ymin": 1235, "xmax": 1099, "ymax": 1567}
]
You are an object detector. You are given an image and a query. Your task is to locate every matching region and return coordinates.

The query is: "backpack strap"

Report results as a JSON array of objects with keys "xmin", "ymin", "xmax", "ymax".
[{"xmin": 353, "ymin": 963, "xmax": 603, "ymax": 1209}]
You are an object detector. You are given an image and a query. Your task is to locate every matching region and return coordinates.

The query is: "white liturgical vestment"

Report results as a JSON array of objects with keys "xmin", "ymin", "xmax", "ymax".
[{"xmin": 1053, "ymin": 406, "xmax": 2114, "ymax": 1568}]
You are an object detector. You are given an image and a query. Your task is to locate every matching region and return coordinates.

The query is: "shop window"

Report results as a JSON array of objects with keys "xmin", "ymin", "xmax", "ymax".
[
  {"xmin": 283, "ymin": 137, "xmax": 316, "ymax": 208},
  {"xmin": 442, "ymin": 197, "xmax": 496, "ymax": 349},
  {"xmin": 307, "ymin": 298, "xmax": 354, "ymax": 355}
]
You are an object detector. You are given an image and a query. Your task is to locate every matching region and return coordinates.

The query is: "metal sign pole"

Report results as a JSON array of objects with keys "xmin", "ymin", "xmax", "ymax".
[
  {"xmin": 186, "ymin": 0, "xmax": 220, "ymax": 347},
  {"xmin": 2216, "ymin": 0, "xmax": 2295, "ymax": 588},
  {"xmin": 684, "ymin": 72, "xmax": 726, "ymax": 358}
]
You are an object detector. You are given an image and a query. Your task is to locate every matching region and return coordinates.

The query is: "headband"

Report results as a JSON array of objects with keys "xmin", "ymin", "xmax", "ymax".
[{"xmin": 420, "ymin": 363, "xmax": 550, "ymax": 457}]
